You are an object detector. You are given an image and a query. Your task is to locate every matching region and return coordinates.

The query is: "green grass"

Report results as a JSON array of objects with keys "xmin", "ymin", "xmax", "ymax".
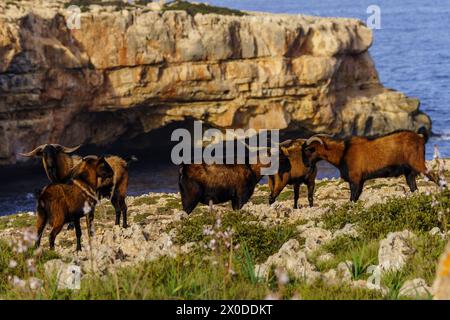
[
  {"xmin": 94, "ymin": 203, "xmax": 115, "ymax": 221},
  {"xmin": 162, "ymin": 1, "xmax": 246, "ymax": 17},
  {"xmin": 277, "ymin": 190, "xmax": 294, "ymax": 202},
  {"xmin": 2, "ymin": 187, "xmax": 448, "ymax": 300},
  {"xmin": 132, "ymin": 195, "xmax": 159, "ymax": 206},
  {"xmin": 174, "ymin": 210, "xmax": 300, "ymax": 263},
  {"xmin": 315, "ymin": 190, "xmax": 450, "ymax": 292},
  {"xmin": 310, "ymin": 237, "xmax": 379, "ymax": 275},
  {"xmin": 64, "ymin": 0, "xmax": 138, "ymax": 12},
  {"xmin": 132, "ymin": 196, "xmax": 182, "ymax": 222},
  {"xmin": 323, "ymin": 190, "xmax": 450, "ymax": 240},
  {"xmin": 250, "ymin": 195, "xmax": 267, "ymax": 205},
  {"xmin": 0, "ymin": 213, "xmax": 34, "ymax": 231},
  {"xmin": 1, "ymin": 245, "xmax": 384, "ymax": 300},
  {"xmin": 0, "ymin": 240, "xmax": 59, "ymax": 297},
  {"xmin": 404, "ymin": 233, "xmax": 447, "ymax": 284}
]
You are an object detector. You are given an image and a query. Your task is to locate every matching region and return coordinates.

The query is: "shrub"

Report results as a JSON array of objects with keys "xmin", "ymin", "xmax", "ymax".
[{"xmin": 162, "ymin": 1, "xmax": 246, "ymax": 17}]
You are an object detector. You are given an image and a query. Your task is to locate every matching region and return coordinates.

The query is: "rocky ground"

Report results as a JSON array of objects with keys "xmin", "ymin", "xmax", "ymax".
[{"xmin": 1, "ymin": 159, "xmax": 450, "ymax": 299}]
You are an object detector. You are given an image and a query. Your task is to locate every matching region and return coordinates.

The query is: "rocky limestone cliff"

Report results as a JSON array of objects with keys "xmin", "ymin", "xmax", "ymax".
[{"xmin": 0, "ymin": 1, "xmax": 431, "ymax": 164}]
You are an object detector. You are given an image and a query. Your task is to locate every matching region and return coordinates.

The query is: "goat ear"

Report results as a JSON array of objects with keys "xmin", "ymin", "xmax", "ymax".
[
  {"xmin": 19, "ymin": 145, "xmax": 46, "ymax": 158},
  {"xmin": 82, "ymin": 156, "xmax": 97, "ymax": 164},
  {"xmin": 280, "ymin": 146, "xmax": 290, "ymax": 157}
]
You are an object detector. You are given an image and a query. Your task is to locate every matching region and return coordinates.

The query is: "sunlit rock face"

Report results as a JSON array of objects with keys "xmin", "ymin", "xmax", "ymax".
[{"xmin": 0, "ymin": 2, "xmax": 431, "ymax": 164}]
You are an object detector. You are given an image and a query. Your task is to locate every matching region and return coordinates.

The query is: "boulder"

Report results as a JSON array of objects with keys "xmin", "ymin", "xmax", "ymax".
[
  {"xmin": 399, "ymin": 278, "xmax": 432, "ymax": 299},
  {"xmin": 333, "ymin": 223, "xmax": 359, "ymax": 239},
  {"xmin": 378, "ymin": 230, "xmax": 416, "ymax": 272},
  {"xmin": 255, "ymin": 239, "xmax": 319, "ymax": 283},
  {"xmin": 300, "ymin": 227, "xmax": 332, "ymax": 252},
  {"xmin": 44, "ymin": 259, "xmax": 82, "ymax": 290}
]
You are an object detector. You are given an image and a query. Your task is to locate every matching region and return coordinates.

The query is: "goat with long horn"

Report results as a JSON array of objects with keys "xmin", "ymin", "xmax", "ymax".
[{"xmin": 301, "ymin": 129, "xmax": 443, "ymax": 202}]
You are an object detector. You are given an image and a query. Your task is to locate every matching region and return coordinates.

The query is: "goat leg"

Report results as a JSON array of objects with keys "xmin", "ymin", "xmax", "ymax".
[
  {"xmin": 111, "ymin": 195, "xmax": 121, "ymax": 226},
  {"xmin": 119, "ymin": 198, "xmax": 128, "ymax": 228},
  {"xmin": 350, "ymin": 182, "xmax": 364, "ymax": 202},
  {"xmin": 74, "ymin": 218, "xmax": 82, "ymax": 251},
  {"xmin": 405, "ymin": 171, "xmax": 418, "ymax": 192},
  {"xmin": 293, "ymin": 183, "xmax": 300, "ymax": 209},
  {"xmin": 307, "ymin": 182, "xmax": 315, "ymax": 208},
  {"xmin": 49, "ymin": 223, "xmax": 64, "ymax": 250},
  {"xmin": 35, "ymin": 211, "xmax": 47, "ymax": 249}
]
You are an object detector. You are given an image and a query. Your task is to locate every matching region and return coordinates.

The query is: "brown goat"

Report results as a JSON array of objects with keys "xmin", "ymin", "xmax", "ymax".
[
  {"xmin": 35, "ymin": 156, "xmax": 114, "ymax": 251},
  {"xmin": 301, "ymin": 129, "xmax": 440, "ymax": 202},
  {"xmin": 179, "ymin": 160, "xmax": 269, "ymax": 214},
  {"xmin": 268, "ymin": 139, "xmax": 317, "ymax": 208},
  {"xmin": 21, "ymin": 144, "xmax": 135, "ymax": 228}
]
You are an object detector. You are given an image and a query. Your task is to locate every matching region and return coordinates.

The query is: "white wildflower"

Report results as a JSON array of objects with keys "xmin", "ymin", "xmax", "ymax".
[
  {"xmin": 275, "ymin": 267, "xmax": 290, "ymax": 285},
  {"xmin": 8, "ymin": 260, "xmax": 18, "ymax": 268},
  {"xmin": 11, "ymin": 276, "xmax": 26, "ymax": 288},
  {"xmin": 28, "ymin": 277, "xmax": 43, "ymax": 290}
]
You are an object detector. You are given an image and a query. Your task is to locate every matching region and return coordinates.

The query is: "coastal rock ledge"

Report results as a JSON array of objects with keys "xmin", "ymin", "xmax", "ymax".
[{"xmin": 0, "ymin": 1, "xmax": 431, "ymax": 164}]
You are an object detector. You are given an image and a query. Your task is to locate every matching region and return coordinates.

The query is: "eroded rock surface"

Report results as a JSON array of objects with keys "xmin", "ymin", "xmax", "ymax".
[{"xmin": 0, "ymin": 1, "xmax": 431, "ymax": 164}]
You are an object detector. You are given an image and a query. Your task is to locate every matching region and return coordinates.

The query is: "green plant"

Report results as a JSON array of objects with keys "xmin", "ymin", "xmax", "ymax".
[
  {"xmin": 162, "ymin": 1, "xmax": 246, "ymax": 17},
  {"xmin": 382, "ymin": 271, "xmax": 406, "ymax": 300},
  {"xmin": 237, "ymin": 244, "xmax": 259, "ymax": 284},
  {"xmin": 323, "ymin": 190, "xmax": 450, "ymax": 240},
  {"xmin": 174, "ymin": 210, "xmax": 299, "ymax": 263},
  {"xmin": 348, "ymin": 248, "xmax": 375, "ymax": 281},
  {"xmin": 0, "ymin": 213, "xmax": 34, "ymax": 231}
]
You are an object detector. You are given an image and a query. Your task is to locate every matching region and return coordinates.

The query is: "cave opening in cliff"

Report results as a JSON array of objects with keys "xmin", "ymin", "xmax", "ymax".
[{"xmin": 76, "ymin": 119, "xmax": 218, "ymax": 195}]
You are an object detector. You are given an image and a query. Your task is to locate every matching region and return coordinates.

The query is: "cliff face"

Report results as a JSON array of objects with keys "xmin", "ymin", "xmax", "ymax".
[{"xmin": 0, "ymin": 2, "xmax": 431, "ymax": 164}]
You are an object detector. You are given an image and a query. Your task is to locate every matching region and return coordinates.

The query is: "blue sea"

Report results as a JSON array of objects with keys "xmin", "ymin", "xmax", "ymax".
[
  {"xmin": 209, "ymin": 0, "xmax": 450, "ymax": 158},
  {"xmin": 0, "ymin": 0, "xmax": 449, "ymax": 215}
]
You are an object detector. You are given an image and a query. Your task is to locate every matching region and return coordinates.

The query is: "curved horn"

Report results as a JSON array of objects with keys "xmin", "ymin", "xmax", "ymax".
[
  {"xmin": 315, "ymin": 133, "xmax": 333, "ymax": 137},
  {"xmin": 306, "ymin": 136, "xmax": 324, "ymax": 146},
  {"xmin": 279, "ymin": 139, "xmax": 293, "ymax": 147},
  {"xmin": 19, "ymin": 145, "xmax": 46, "ymax": 157},
  {"xmin": 61, "ymin": 144, "xmax": 81, "ymax": 154}
]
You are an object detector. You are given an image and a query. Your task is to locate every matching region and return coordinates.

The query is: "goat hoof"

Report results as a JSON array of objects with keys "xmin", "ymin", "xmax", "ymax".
[
  {"xmin": 67, "ymin": 223, "xmax": 75, "ymax": 230},
  {"xmin": 122, "ymin": 224, "xmax": 128, "ymax": 228}
]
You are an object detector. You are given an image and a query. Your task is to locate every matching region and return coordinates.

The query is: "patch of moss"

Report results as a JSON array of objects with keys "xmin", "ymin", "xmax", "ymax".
[
  {"xmin": 277, "ymin": 190, "xmax": 294, "ymax": 202},
  {"xmin": 95, "ymin": 203, "xmax": 115, "ymax": 221},
  {"xmin": 133, "ymin": 211, "xmax": 152, "ymax": 223},
  {"xmin": 257, "ymin": 184, "xmax": 269, "ymax": 192},
  {"xmin": 250, "ymin": 195, "xmax": 267, "ymax": 205},
  {"xmin": 133, "ymin": 195, "xmax": 159, "ymax": 207},
  {"xmin": 315, "ymin": 180, "xmax": 330, "ymax": 190},
  {"xmin": 164, "ymin": 197, "xmax": 182, "ymax": 210},
  {"xmin": 368, "ymin": 183, "xmax": 389, "ymax": 190}
]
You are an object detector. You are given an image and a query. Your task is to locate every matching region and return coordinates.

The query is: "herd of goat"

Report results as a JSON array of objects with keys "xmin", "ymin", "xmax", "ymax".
[{"xmin": 20, "ymin": 128, "xmax": 442, "ymax": 252}]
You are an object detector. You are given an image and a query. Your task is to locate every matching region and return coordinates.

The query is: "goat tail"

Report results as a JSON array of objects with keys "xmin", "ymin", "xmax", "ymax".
[{"xmin": 417, "ymin": 127, "xmax": 430, "ymax": 143}]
